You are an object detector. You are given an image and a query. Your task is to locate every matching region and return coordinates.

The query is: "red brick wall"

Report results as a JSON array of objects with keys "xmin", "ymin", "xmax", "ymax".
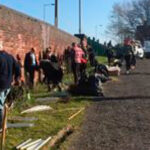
[{"xmin": 0, "ymin": 5, "xmax": 80, "ymax": 65}]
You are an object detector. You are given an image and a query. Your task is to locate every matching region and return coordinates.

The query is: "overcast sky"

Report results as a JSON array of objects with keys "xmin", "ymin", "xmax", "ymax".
[{"xmin": 0, "ymin": 0, "xmax": 127, "ymax": 43}]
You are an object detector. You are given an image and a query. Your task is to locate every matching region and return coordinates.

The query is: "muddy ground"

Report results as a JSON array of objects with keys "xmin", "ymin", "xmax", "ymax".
[{"xmin": 69, "ymin": 59, "xmax": 150, "ymax": 150}]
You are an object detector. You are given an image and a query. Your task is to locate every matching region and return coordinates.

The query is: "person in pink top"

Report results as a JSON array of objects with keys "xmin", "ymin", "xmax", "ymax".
[{"xmin": 71, "ymin": 43, "xmax": 85, "ymax": 84}]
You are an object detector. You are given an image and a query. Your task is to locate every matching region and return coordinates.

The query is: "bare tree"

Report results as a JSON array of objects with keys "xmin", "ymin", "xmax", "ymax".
[{"xmin": 108, "ymin": 0, "xmax": 150, "ymax": 41}]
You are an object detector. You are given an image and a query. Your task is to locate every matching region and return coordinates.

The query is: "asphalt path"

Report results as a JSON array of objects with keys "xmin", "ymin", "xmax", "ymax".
[{"xmin": 70, "ymin": 59, "xmax": 150, "ymax": 150}]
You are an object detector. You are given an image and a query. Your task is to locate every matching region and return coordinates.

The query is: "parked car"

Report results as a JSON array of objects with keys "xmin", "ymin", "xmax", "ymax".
[
  {"xmin": 144, "ymin": 41, "xmax": 150, "ymax": 58},
  {"xmin": 133, "ymin": 41, "xmax": 144, "ymax": 59},
  {"xmin": 134, "ymin": 44, "xmax": 144, "ymax": 59}
]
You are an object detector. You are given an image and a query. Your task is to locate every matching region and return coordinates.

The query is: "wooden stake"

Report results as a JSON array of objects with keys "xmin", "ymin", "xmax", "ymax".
[
  {"xmin": 20, "ymin": 139, "xmax": 42, "ymax": 150},
  {"xmin": 1, "ymin": 104, "xmax": 8, "ymax": 150},
  {"xmin": 68, "ymin": 107, "xmax": 85, "ymax": 120},
  {"xmin": 16, "ymin": 139, "xmax": 32, "ymax": 149},
  {"xmin": 26, "ymin": 140, "xmax": 44, "ymax": 150},
  {"xmin": 53, "ymin": 107, "xmax": 82, "ymax": 113},
  {"xmin": 33, "ymin": 137, "xmax": 51, "ymax": 150},
  {"xmin": 44, "ymin": 125, "xmax": 73, "ymax": 149}
]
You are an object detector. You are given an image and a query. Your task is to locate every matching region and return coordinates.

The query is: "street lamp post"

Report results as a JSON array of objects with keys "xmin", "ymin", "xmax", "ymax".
[
  {"xmin": 55, "ymin": 0, "xmax": 58, "ymax": 28},
  {"xmin": 95, "ymin": 25, "xmax": 103, "ymax": 40},
  {"xmin": 43, "ymin": 4, "xmax": 51, "ymax": 21},
  {"xmin": 43, "ymin": 3, "xmax": 57, "ymax": 27},
  {"xmin": 79, "ymin": 0, "xmax": 81, "ymax": 34}
]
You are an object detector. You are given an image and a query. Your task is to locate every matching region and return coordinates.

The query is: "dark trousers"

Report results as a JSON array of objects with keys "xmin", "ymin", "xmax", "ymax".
[
  {"xmin": 65, "ymin": 58, "xmax": 72, "ymax": 73},
  {"xmin": 131, "ymin": 55, "xmax": 136, "ymax": 66},
  {"xmin": 26, "ymin": 66, "xmax": 36, "ymax": 88},
  {"xmin": 0, "ymin": 109, "xmax": 3, "ymax": 128},
  {"xmin": 80, "ymin": 63, "xmax": 86, "ymax": 77},
  {"xmin": 72, "ymin": 63, "xmax": 81, "ymax": 84},
  {"xmin": 107, "ymin": 56, "xmax": 113, "ymax": 66},
  {"xmin": 125, "ymin": 55, "xmax": 132, "ymax": 71}
]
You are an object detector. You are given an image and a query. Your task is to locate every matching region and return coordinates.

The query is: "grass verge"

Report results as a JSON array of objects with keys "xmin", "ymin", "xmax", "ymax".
[
  {"xmin": 4, "ymin": 85, "xmax": 91, "ymax": 150},
  {"xmin": 4, "ymin": 56, "xmax": 106, "ymax": 150}
]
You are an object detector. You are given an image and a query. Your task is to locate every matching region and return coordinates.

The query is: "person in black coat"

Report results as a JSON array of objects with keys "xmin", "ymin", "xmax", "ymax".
[
  {"xmin": 24, "ymin": 48, "xmax": 38, "ymax": 88},
  {"xmin": 88, "ymin": 46, "xmax": 97, "ymax": 66},
  {"xmin": 124, "ymin": 42, "xmax": 134, "ymax": 74},
  {"xmin": 64, "ymin": 46, "xmax": 72, "ymax": 73},
  {"xmin": 0, "ymin": 41, "xmax": 20, "ymax": 128},
  {"xmin": 40, "ymin": 55, "xmax": 63, "ymax": 91},
  {"xmin": 106, "ymin": 41, "xmax": 114, "ymax": 66}
]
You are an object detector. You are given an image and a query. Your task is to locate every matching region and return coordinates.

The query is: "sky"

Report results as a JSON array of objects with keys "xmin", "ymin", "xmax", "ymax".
[{"xmin": 0, "ymin": 0, "xmax": 126, "ymax": 43}]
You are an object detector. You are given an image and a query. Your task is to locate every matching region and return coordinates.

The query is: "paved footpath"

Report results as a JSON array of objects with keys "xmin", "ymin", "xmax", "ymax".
[{"xmin": 70, "ymin": 59, "xmax": 150, "ymax": 150}]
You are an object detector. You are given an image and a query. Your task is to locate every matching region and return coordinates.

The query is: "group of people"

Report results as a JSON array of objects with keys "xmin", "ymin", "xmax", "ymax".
[
  {"xmin": 0, "ymin": 37, "xmax": 138, "ymax": 128},
  {"xmin": 0, "ymin": 42, "xmax": 63, "ymax": 128},
  {"xmin": 64, "ymin": 42, "xmax": 96, "ymax": 85},
  {"xmin": 65, "ymin": 43, "xmax": 87, "ymax": 84},
  {"xmin": 106, "ymin": 39, "xmax": 137, "ymax": 74},
  {"xmin": 0, "ymin": 37, "xmax": 97, "ymax": 127},
  {"xmin": 24, "ymin": 46, "xmax": 62, "ymax": 89}
]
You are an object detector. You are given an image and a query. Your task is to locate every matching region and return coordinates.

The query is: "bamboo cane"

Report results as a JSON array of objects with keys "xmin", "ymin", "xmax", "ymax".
[
  {"xmin": 68, "ymin": 107, "xmax": 85, "ymax": 120},
  {"xmin": 1, "ymin": 104, "xmax": 8, "ymax": 150}
]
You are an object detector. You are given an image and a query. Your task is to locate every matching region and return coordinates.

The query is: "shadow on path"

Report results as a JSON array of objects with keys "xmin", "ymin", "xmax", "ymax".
[
  {"xmin": 73, "ymin": 95, "xmax": 150, "ymax": 102},
  {"xmin": 121, "ymin": 72, "xmax": 150, "ymax": 76},
  {"xmin": 94, "ymin": 95, "xmax": 150, "ymax": 101}
]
